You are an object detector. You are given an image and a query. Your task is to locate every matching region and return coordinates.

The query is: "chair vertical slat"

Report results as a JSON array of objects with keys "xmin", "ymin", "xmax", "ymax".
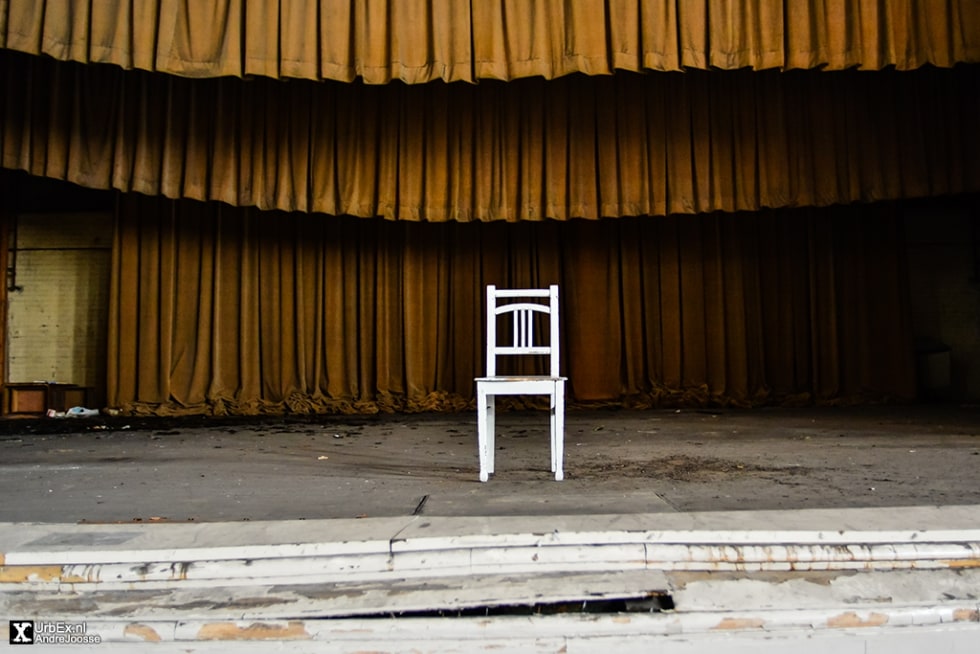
[{"xmin": 525, "ymin": 311, "xmax": 534, "ymax": 347}]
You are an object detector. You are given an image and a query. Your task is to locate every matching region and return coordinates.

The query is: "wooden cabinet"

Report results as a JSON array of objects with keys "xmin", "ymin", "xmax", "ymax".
[{"xmin": 5, "ymin": 382, "xmax": 91, "ymax": 416}]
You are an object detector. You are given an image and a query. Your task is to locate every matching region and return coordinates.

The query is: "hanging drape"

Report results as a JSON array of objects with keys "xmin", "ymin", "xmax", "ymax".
[
  {"xmin": 2, "ymin": 50, "xmax": 978, "ymax": 222},
  {"xmin": 1, "ymin": 0, "xmax": 977, "ymax": 84},
  {"xmin": 108, "ymin": 194, "xmax": 915, "ymax": 415}
]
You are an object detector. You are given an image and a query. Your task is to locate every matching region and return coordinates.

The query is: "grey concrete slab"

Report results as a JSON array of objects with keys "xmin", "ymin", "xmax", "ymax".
[
  {"xmin": 0, "ymin": 517, "xmax": 416, "ymax": 565},
  {"xmin": 421, "ymin": 485, "xmax": 674, "ymax": 516},
  {"xmin": 1, "ymin": 406, "xmax": 978, "ymax": 652},
  {"xmin": 390, "ymin": 504, "xmax": 980, "ymax": 545},
  {"xmin": 4, "ymin": 506, "xmax": 979, "ymax": 583},
  {"xmin": 0, "ymin": 462, "xmax": 428, "ymax": 522},
  {"xmin": 668, "ymin": 568, "xmax": 980, "ymax": 612},
  {"xmin": 0, "ymin": 405, "xmax": 978, "ymax": 524}
]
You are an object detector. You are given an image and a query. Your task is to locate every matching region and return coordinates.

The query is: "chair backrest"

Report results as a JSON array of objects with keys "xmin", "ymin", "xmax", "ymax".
[{"xmin": 485, "ymin": 285, "xmax": 560, "ymax": 378}]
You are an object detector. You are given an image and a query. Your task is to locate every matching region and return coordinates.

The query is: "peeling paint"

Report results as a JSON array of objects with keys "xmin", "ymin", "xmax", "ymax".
[
  {"xmin": 713, "ymin": 617, "xmax": 765, "ymax": 630},
  {"xmin": 124, "ymin": 624, "xmax": 162, "ymax": 642},
  {"xmin": 953, "ymin": 609, "xmax": 980, "ymax": 622},
  {"xmin": 197, "ymin": 621, "xmax": 312, "ymax": 641},
  {"xmin": 64, "ymin": 564, "xmax": 101, "ymax": 584},
  {"xmin": 0, "ymin": 565, "xmax": 60, "ymax": 582},
  {"xmin": 940, "ymin": 559, "xmax": 980, "ymax": 569},
  {"xmin": 0, "ymin": 565, "xmax": 85, "ymax": 583},
  {"xmin": 827, "ymin": 611, "xmax": 889, "ymax": 628}
]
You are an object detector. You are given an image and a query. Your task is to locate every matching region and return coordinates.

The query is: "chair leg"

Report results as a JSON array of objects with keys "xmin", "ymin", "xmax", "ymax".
[
  {"xmin": 549, "ymin": 393, "xmax": 557, "ymax": 473},
  {"xmin": 487, "ymin": 393, "xmax": 496, "ymax": 475},
  {"xmin": 477, "ymin": 385, "xmax": 489, "ymax": 482},
  {"xmin": 554, "ymin": 380, "xmax": 565, "ymax": 481}
]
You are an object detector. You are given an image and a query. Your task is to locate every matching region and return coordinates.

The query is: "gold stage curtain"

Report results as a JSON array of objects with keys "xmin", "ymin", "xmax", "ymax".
[
  {"xmin": 1, "ymin": 50, "xmax": 978, "ymax": 222},
  {"xmin": 1, "ymin": 0, "xmax": 977, "ymax": 84},
  {"xmin": 108, "ymin": 195, "xmax": 915, "ymax": 415}
]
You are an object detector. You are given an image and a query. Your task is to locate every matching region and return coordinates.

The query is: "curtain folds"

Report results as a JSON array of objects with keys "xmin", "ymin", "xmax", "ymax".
[
  {"xmin": 2, "ymin": 50, "xmax": 978, "ymax": 222},
  {"xmin": 1, "ymin": 0, "xmax": 977, "ymax": 84},
  {"xmin": 108, "ymin": 195, "xmax": 915, "ymax": 415}
]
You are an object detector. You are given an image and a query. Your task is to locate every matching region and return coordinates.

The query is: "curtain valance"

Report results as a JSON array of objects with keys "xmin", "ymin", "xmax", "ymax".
[
  {"xmin": 2, "ymin": 51, "xmax": 977, "ymax": 221},
  {"xmin": 1, "ymin": 0, "xmax": 977, "ymax": 84}
]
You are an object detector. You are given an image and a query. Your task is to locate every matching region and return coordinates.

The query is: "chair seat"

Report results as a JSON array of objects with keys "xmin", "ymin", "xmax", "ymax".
[
  {"xmin": 476, "ymin": 376, "xmax": 565, "ymax": 395},
  {"xmin": 476, "ymin": 375, "xmax": 565, "ymax": 381}
]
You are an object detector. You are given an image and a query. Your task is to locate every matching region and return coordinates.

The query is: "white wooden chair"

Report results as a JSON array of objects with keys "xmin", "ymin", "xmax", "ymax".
[{"xmin": 476, "ymin": 285, "xmax": 566, "ymax": 481}]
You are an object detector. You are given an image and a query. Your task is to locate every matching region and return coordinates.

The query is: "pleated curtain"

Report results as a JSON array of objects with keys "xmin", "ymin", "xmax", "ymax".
[
  {"xmin": 1, "ymin": 0, "xmax": 977, "ymax": 83},
  {"xmin": 2, "ymin": 0, "xmax": 973, "ymax": 414},
  {"xmin": 107, "ymin": 195, "xmax": 915, "ymax": 414},
  {"xmin": 2, "ymin": 50, "xmax": 977, "ymax": 223}
]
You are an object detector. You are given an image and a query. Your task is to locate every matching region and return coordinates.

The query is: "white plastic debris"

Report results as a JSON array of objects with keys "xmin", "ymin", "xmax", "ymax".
[{"xmin": 65, "ymin": 406, "xmax": 100, "ymax": 418}]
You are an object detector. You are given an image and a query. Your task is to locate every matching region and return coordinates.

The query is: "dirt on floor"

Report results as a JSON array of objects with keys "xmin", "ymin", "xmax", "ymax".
[
  {"xmin": 577, "ymin": 454, "xmax": 813, "ymax": 482},
  {"xmin": 1, "ymin": 403, "xmax": 978, "ymax": 522}
]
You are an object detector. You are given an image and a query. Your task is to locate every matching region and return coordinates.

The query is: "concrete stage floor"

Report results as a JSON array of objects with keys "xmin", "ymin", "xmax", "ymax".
[
  {"xmin": 0, "ymin": 403, "xmax": 977, "ymax": 523},
  {"xmin": 1, "ymin": 404, "xmax": 979, "ymax": 652}
]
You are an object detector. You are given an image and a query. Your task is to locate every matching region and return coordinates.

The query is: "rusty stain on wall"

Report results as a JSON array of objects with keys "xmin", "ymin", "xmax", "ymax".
[
  {"xmin": 713, "ymin": 617, "xmax": 765, "ymax": 630},
  {"xmin": 939, "ymin": 559, "xmax": 980, "ymax": 569},
  {"xmin": 124, "ymin": 624, "xmax": 162, "ymax": 642},
  {"xmin": 827, "ymin": 612, "xmax": 889, "ymax": 628},
  {"xmin": 172, "ymin": 561, "xmax": 192, "ymax": 580},
  {"xmin": 953, "ymin": 609, "xmax": 980, "ymax": 622},
  {"xmin": 197, "ymin": 621, "xmax": 312, "ymax": 641},
  {"xmin": 0, "ymin": 565, "xmax": 86, "ymax": 583}
]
